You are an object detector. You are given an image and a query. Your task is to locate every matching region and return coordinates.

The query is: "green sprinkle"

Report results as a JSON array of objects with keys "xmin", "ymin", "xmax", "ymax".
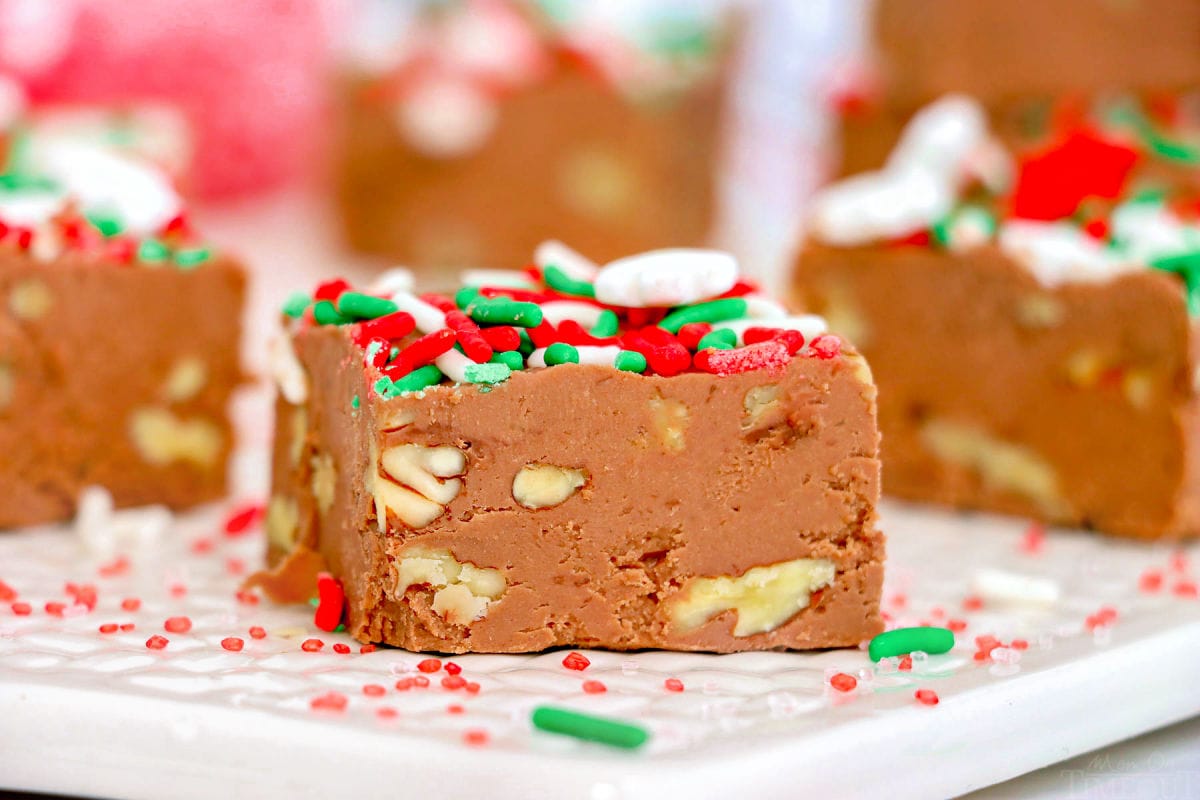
[
  {"xmin": 0, "ymin": 172, "xmax": 58, "ymax": 193},
  {"xmin": 542, "ymin": 264, "xmax": 596, "ymax": 298},
  {"xmin": 336, "ymin": 291, "xmax": 398, "ymax": 320},
  {"xmin": 517, "ymin": 328, "xmax": 535, "ymax": 356},
  {"xmin": 490, "ymin": 350, "xmax": 525, "ymax": 370},
  {"xmin": 173, "ymin": 247, "xmax": 211, "ymax": 269},
  {"xmin": 468, "ymin": 297, "xmax": 544, "ymax": 327},
  {"xmin": 614, "ymin": 350, "xmax": 647, "ymax": 373},
  {"xmin": 373, "ymin": 376, "xmax": 394, "ymax": 398},
  {"xmin": 544, "ymin": 342, "xmax": 580, "ymax": 365},
  {"xmin": 464, "ymin": 362, "xmax": 512, "ymax": 384},
  {"xmin": 455, "ymin": 285, "xmax": 481, "ymax": 309},
  {"xmin": 868, "ymin": 626, "xmax": 955, "ymax": 662},
  {"xmin": 590, "ymin": 309, "xmax": 619, "ymax": 337},
  {"xmin": 313, "ymin": 300, "xmax": 353, "ymax": 326},
  {"xmin": 696, "ymin": 328, "xmax": 737, "ymax": 350},
  {"xmin": 1149, "ymin": 251, "xmax": 1200, "ymax": 314},
  {"xmin": 86, "ymin": 211, "xmax": 123, "ymax": 238},
  {"xmin": 351, "ymin": 395, "xmax": 360, "ymax": 409},
  {"xmin": 658, "ymin": 297, "xmax": 748, "ymax": 333},
  {"xmin": 531, "ymin": 706, "xmax": 649, "ymax": 750},
  {"xmin": 137, "ymin": 238, "xmax": 171, "ymax": 264},
  {"xmin": 282, "ymin": 292, "xmax": 310, "ymax": 318},
  {"xmin": 391, "ymin": 364, "xmax": 443, "ymax": 394}
]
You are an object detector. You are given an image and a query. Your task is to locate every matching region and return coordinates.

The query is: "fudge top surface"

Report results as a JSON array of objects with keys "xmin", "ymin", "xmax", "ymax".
[
  {"xmin": 809, "ymin": 94, "xmax": 1200, "ymax": 309},
  {"xmin": 0, "ymin": 109, "xmax": 218, "ymax": 271},
  {"xmin": 277, "ymin": 244, "xmax": 845, "ymax": 401}
]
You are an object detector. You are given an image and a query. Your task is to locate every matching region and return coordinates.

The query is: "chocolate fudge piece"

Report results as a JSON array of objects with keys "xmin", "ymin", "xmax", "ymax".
[
  {"xmin": 795, "ymin": 96, "xmax": 1200, "ymax": 540},
  {"xmin": 837, "ymin": 0, "xmax": 1200, "ymax": 177},
  {"xmin": 262, "ymin": 246, "xmax": 884, "ymax": 652},
  {"xmin": 0, "ymin": 137, "xmax": 245, "ymax": 528},
  {"xmin": 334, "ymin": 0, "xmax": 730, "ymax": 270}
]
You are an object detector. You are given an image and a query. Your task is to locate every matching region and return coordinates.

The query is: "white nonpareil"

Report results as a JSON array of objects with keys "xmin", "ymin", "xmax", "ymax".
[
  {"xmin": 593, "ymin": 248, "xmax": 738, "ymax": 307},
  {"xmin": 999, "ymin": 221, "xmax": 1136, "ymax": 286}
]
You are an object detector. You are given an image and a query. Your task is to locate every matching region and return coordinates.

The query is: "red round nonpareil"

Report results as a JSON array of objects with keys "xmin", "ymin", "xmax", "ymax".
[
  {"xmin": 915, "ymin": 689, "xmax": 940, "ymax": 706},
  {"xmin": 830, "ymin": 673, "xmax": 857, "ymax": 693}
]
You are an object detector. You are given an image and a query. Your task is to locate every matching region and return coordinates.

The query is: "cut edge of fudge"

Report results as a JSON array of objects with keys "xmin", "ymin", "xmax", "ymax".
[{"xmin": 254, "ymin": 245, "xmax": 884, "ymax": 653}]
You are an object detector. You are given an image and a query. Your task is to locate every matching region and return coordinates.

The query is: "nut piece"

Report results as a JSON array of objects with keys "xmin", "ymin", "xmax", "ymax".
[
  {"xmin": 128, "ymin": 407, "xmax": 222, "ymax": 468},
  {"xmin": 1122, "ymin": 367, "xmax": 1154, "ymax": 410},
  {"xmin": 920, "ymin": 418, "xmax": 1068, "ymax": 517},
  {"xmin": 1015, "ymin": 294, "xmax": 1064, "ymax": 329},
  {"xmin": 290, "ymin": 406, "xmax": 308, "ymax": 466},
  {"xmin": 265, "ymin": 493, "xmax": 300, "ymax": 550},
  {"xmin": 375, "ymin": 443, "xmax": 466, "ymax": 529},
  {"xmin": 742, "ymin": 384, "xmax": 780, "ymax": 430},
  {"xmin": 394, "ymin": 546, "xmax": 506, "ymax": 625},
  {"xmin": 162, "ymin": 357, "xmax": 207, "ymax": 403},
  {"xmin": 512, "ymin": 464, "xmax": 587, "ymax": 509},
  {"xmin": 311, "ymin": 453, "xmax": 336, "ymax": 514},
  {"xmin": 671, "ymin": 558, "xmax": 836, "ymax": 637},
  {"xmin": 648, "ymin": 395, "xmax": 689, "ymax": 453},
  {"xmin": 9, "ymin": 279, "xmax": 52, "ymax": 320}
]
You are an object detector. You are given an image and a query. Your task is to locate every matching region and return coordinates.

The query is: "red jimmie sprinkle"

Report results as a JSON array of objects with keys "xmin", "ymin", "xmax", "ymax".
[
  {"xmin": 120, "ymin": 623, "xmax": 135, "ymax": 632},
  {"xmin": 445, "ymin": 662, "xmax": 462, "ymax": 675},
  {"xmin": 1173, "ymin": 581, "xmax": 1198, "ymax": 599},
  {"xmin": 314, "ymin": 278, "xmax": 351, "ymax": 302},
  {"xmin": 333, "ymin": 643, "xmax": 351, "ymax": 654},
  {"xmin": 447, "ymin": 704, "xmax": 465, "ymax": 715},
  {"xmin": 676, "ymin": 322, "xmax": 713, "ymax": 350},
  {"xmin": 249, "ymin": 626, "xmax": 267, "ymax": 640},
  {"xmin": 99, "ymin": 623, "xmax": 118, "ymax": 634},
  {"xmin": 66, "ymin": 583, "xmax": 97, "ymax": 610},
  {"xmin": 463, "ymin": 729, "xmax": 489, "ymax": 747},
  {"xmin": 1139, "ymin": 570, "xmax": 1164, "ymax": 593},
  {"xmin": 915, "ymin": 689, "xmax": 940, "ymax": 706},
  {"xmin": 562, "ymin": 652, "xmax": 591, "ymax": 671},
  {"xmin": 1019, "ymin": 522, "xmax": 1046, "ymax": 554},
  {"xmin": 419, "ymin": 293, "xmax": 456, "ymax": 312},
  {"xmin": 221, "ymin": 637, "xmax": 244, "ymax": 652},
  {"xmin": 351, "ymin": 310, "xmax": 416, "ymax": 346},
  {"xmin": 363, "ymin": 684, "xmax": 387, "ymax": 697},
  {"xmin": 235, "ymin": 590, "xmax": 260, "ymax": 605},
  {"xmin": 11, "ymin": 602, "xmax": 31, "ymax": 616},
  {"xmin": 310, "ymin": 691, "xmax": 348, "ymax": 712},
  {"xmin": 442, "ymin": 675, "xmax": 467, "ymax": 690},
  {"xmin": 164, "ymin": 616, "xmax": 192, "ymax": 634},
  {"xmin": 444, "ymin": 310, "xmax": 493, "ymax": 363},
  {"xmin": 695, "ymin": 339, "xmax": 791, "ymax": 376},
  {"xmin": 223, "ymin": 504, "xmax": 264, "ymax": 536},
  {"xmin": 528, "ymin": 320, "xmax": 559, "ymax": 348},
  {"xmin": 313, "ymin": 572, "xmax": 345, "ymax": 633},
  {"xmin": 394, "ymin": 678, "xmax": 415, "ymax": 691},
  {"xmin": 479, "ymin": 325, "xmax": 520, "ymax": 352},
  {"xmin": 99, "ymin": 556, "xmax": 130, "ymax": 577},
  {"xmin": 360, "ymin": 645, "xmax": 377, "ymax": 654},
  {"xmin": 414, "ymin": 675, "xmax": 430, "ymax": 688},
  {"xmin": 555, "ymin": 319, "xmax": 616, "ymax": 347},
  {"xmin": 664, "ymin": 678, "xmax": 685, "ymax": 692},
  {"xmin": 808, "ymin": 334, "xmax": 842, "ymax": 359},
  {"xmin": 417, "ymin": 658, "xmax": 442, "ymax": 673},
  {"xmin": 45, "ymin": 602, "xmax": 66, "ymax": 617},
  {"xmin": 947, "ymin": 619, "xmax": 968, "ymax": 633},
  {"xmin": 742, "ymin": 326, "xmax": 784, "ymax": 345},
  {"xmin": 582, "ymin": 680, "xmax": 607, "ymax": 695},
  {"xmin": 146, "ymin": 635, "xmax": 169, "ymax": 650},
  {"xmin": 169, "ymin": 584, "xmax": 187, "ymax": 598},
  {"xmin": 0, "ymin": 580, "xmax": 16, "ymax": 602},
  {"xmin": 383, "ymin": 328, "xmax": 456, "ymax": 378},
  {"xmin": 830, "ymin": 673, "xmax": 857, "ymax": 693},
  {"xmin": 376, "ymin": 707, "xmax": 399, "ymax": 720},
  {"xmin": 301, "ymin": 638, "xmax": 325, "ymax": 652},
  {"xmin": 623, "ymin": 326, "xmax": 690, "ymax": 376},
  {"xmin": 465, "ymin": 681, "xmax": 481, "ymax": 694},
  {"xmin": 962, "ymin": 595, "xmax": 984, "ymax": 612}
]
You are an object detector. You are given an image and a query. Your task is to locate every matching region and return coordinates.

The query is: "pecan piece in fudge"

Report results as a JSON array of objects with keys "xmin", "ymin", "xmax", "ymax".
[
  {"xmin": 0, "ymin": 136, "xmax": 245, "ymax": 528},
  {"xmin": 795, "ymin": 95, "xmax": 1200, "ymax": 540},
  {"xmin": 261, "ymin": 245, "xmax": 883, "ymax": 652}
]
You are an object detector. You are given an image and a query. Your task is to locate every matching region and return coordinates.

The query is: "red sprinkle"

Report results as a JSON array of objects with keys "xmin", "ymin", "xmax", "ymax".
[
  {"xmin": 962, "ymin": 595, "xmax": 984, "ymax": 612},
  {"xmin": 120, "ymin": 623, "xmax": 135, "ymax": 632},
  {"xmin": 310, "ymin": 691, "xmax": 348, "ymax": 712},
  {"xmin": 1011, "ymin": 639, "xmax": 1029, "ymax": 651},
  {"xmin": 11, "ymin": 602, "xmax": 31, "ymax": 616},
  {"xmin": 376, "ymin": 707, "xmax": 399, "ymax": 720},
  {"xmin": 350, "ymin": 310, "xmax": 417, "ymax": 346},
  {"xmin": 445, "ymin": 310, "xmax": 493, "ymax": 363},
  {"xmin": 465, "ymin": 681, "xmax": 481, "ymax": 695},
  {"xmin": 223, "ymin": 504, "xmax": 264, "ymax": 536},
  {"xmin": 447, "ymin": 703, "xmax": 465, "ymax": 715},
  {"xmin": 332, "ymin": 643, "xmax": 351, "ymax": 654},
  {"xmin": 463, "ymin": 729, "xmax": 489, "ymax": 747},
  {"xmin": 676, "ymin": 322, "xmax": 713, "ymax": 350},
  {"xmin": 898, "ymin": 655, "xmax": 913, "ymax": 671},
  {"xmin": 445, "ymin": 662, "xmax": 462, "ymax": 675},
  {"xmin": 164, "ymin": 616, "xmax": 192, "ymax": 634},
  {"xmin": 527, "ymin": 320, "xmax": 560, "ymax": 348},
  {"xmin": 301, "ymin": 638, "xmax": 325, "ymax": 652},
  {"xmin": 581, "ymin": 680, "xmax": 607, "ymax": 695},
  {"xmin": 1171, "ymin": 551, "xmax": 1190, "ymax": 573},
  {"xmin": 121, "ymin": 597, "xmax": 142, "ymax": 612},
  {"xmin": 914, "ymin": 688, "xmax": 940, "ymax": 706},
  {"xmin": 98, "ymin": 623, "xmax": 118, "ymax": 634},
  {"xmin": 169, "ymin": 584, "xmax": 187, "ymax": 598},
  {"xmin": 417, "ymin": 658, "xmax": 442, "ymax": 673},
  {"xmin": 947, "ymin": 619, "xmax": 968, "ymax": 633},
  {"xmin": 225, "ymin": 558, "xmax": 246, "ymax": 576},
  {"xmin": 44, "ymin": 601, "xmax": 66, "ymax": 617},
  {"xmin": 1173, "ymin": 580, "xmax": 1199, "ymax": 599},
  {"xmin": 624, "ymin": 326, "xmax": 690, "ymax": 376},
  {"xmin": 664, "ymin": 677, "xmax": 685, "ymax": 693},
  {"xmin": 360, "ymin": 645, "xmax": 377, "ymax": 654},
  {"xmin": 383, "ymin": 328, "xmax": 456, "ymax": 378},
  {"xmin": 413, "ymin": 675, "xmax": 430, "ymax": 688},
  {"xmin": 442, "ymin": 675, "xmax": 467, "ymax": 690},
  {"xmin": 1139, "ymin": 570, "xmax": 1164, "ymax": 593},
  {"xmin": 249, "ymin": 626, "xmax": 267, "ymax": 640},
  {"xmin": 742, "ymin": 326, "xmax": 785, "ymax": 346},
  {"xmin": 808, "ymin": 334, "xmax": 842, "ymax": 360},
  {"xmin": 221, "ymin": 637, "xmax": 245, "ymax": 652},
  {"xmin": 394, "ymin": 678, "xmax": 415, "ymax": 691},
  {"xmin": 695, "ymin": 339, "xmax": 791, "ymax": 376},
  {"xmin": 190, "ymin": 538, "xmax": 215, "ymax": 554},
  {"xmin": 98, "ymin": 556, "xmax": 131, "ymax": 578},
  {"xmin": 362, "ymin": 684, "xmax": 387, "ymax": 697},
  {"xmin": 562, "ymin": 652, "xmax": 591, "ymax": 672},
  {"xmin": 479, "ymin": 325, "xmax": 520, "ymax": 352},
  {"xmin": 830, "ymin": 673, "xmax": 857, "ymax": 693},
  {"xmin": 146, "ymin": 635, "xmax": 169, "ymax": 650},
  {"xmin": 235, "ymin": 590, "xmax": 260, "ymax": 605},
  {"xmin": 313, "ymin": 572, "xmax": 345, "ymax": 633},
  {"xmin": 419, "ymin": 293, "xmax": 456, "ymax": 312},
  {"xmin": 313, "ymin": 278, "xmax": 351, "ymax": 302}
]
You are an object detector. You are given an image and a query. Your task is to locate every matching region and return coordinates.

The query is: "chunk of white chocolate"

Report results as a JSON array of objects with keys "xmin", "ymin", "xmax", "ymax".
[
  {"xmin": 512, "ymin": 464, "xmax": 587, "ymax": 509},
  {"xmin": 394, "ymin": 547, "xmax": 506, "ymax": 624},
  {"xmin": 9, "ymin": 278, "xmax": 52, "ymax": 320},
  {"xmin": 128, "ymin": 407, "xmax": 222, "ymax": 468},
  {"xmin": 375, "ymin": 443, "xmax": 467, "ymax": 529},
  {"xmin": 671, "ymin": 558, "xmax": 836, "ymax": 637},
  {"xmin": 162, "ymin": 357, "xmax": 207, "ymax": 403},
  {"xmin": 648, "ymin": 396, "xmax": 689, "ymax": 453},
  {"xmin": 265, "ymin": 493, "xmax": 300, "ymax": 551}
]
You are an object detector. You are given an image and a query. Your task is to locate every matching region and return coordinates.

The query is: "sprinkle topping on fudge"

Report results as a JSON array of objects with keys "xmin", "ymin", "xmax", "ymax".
[
  {"xmin": 810, "ymin": 94, "xmax": 1200, "ymax": 309},
  {"xmin": 282, "ymin": 244, "xmax": 838, "ymax": 395}
]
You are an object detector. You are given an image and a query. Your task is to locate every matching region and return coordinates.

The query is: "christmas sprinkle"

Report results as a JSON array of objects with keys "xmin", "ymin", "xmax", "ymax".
[{"xmin": 531, "ymin": 706, "xmax": 650, "ymax": 750}]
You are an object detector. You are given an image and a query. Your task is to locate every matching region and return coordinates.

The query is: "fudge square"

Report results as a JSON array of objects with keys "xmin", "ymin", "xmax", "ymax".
[
  {"xmin": 0, "ymin": 139, "xmax": 244, "ymax": 528},
  {"xmin": 795, "ymin": 96, "xmax": 1200, "ymax": 540},
  {"xmin": 263, "ymin": 246, "xmax": 884, "ymax": 653}
]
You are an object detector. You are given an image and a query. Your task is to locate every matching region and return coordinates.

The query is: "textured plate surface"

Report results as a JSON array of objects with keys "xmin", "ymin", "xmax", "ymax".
[{"xmin": 3, "ymin": 465, "xmax": 1199, "ymax": 800}]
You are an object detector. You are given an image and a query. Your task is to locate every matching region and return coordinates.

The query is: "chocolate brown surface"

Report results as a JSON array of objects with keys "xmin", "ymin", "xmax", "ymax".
[
  {"xmin": 266, "ymin": 325, "xmax": 884, "ymax": 653},
  {"xmin": 0, "ymin": 254, "xmax": 245, "ymax": 528},
  {"xmin": 334, "ymin": 65, "xmax": 723, "ymax": 271},
  {"xmin": 794, "ymin": 242, "xmax": 1200, "ymax": 540}
]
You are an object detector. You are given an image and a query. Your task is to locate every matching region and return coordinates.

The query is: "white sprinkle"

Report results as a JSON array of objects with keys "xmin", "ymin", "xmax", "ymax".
[
  {"xmin": 971, "ymin": 568, "xmax": 1060, "ymax": 608},
  {"xmin": 593, "ymin": 248, "xmax": 738, "ymax": 308},
  {"xmin": 534, "ymin": 239, "xmax": 599, "ymax": 281},
  {"xmin": 742, "ymin": 295, "xmax": 789, "ymax": 320},
  {"xmin": 460, "ymin": 268, "xmax": 535, "ymax": 289},
  {"xmin": 574, "ymin": 345, "xmax": 621, "ymax": 365},
  {"xmin": 539, "ymin": 300, "xmax": 603, "ymax": 327},
  {"xmin": 390, "ymin": 291, "xmax": 447, "ymax": 333},
  {"xmin": 434, "ymin": 347, "xmax": 473, "ymax": 383},
  {"xmin": 526, "ymin": 348, "xmax": 548, "ymax": 368},
  {"xmin": 369, "ymin": 267, "xmax": 416, "ymax": 296}
]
